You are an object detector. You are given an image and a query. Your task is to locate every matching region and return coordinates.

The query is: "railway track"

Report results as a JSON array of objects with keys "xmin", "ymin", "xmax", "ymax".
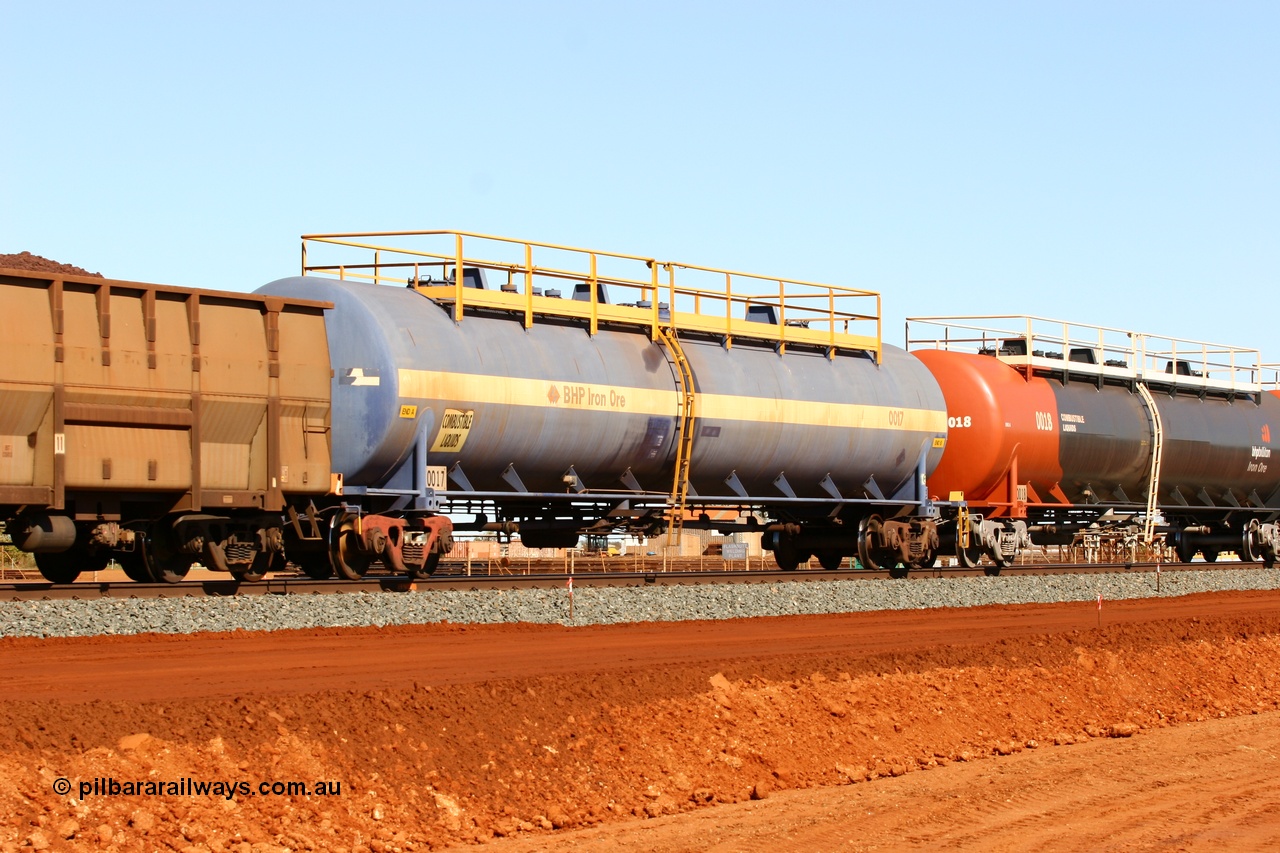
[{"xmin": 0, "ymin": 559, "xmax": 1252, "ymax": 602}]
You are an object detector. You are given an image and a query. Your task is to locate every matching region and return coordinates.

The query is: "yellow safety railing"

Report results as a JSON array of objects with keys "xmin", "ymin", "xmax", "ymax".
[{"xmin": 301, "ymin": 230, "xmax": 882, "ymax": 360}]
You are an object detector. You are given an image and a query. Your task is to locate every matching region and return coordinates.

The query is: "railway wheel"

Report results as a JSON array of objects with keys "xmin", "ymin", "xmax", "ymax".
[
  {"xmin": 34, "ymin": 553, "xmax": 79, "ymax": 584},
  {"xmin": 859, "ymin": 516, "xmax": 904, "ymax": 577},
  {"xmin": 956, "ymin": 538, "xmax": 982, "ymax": 570},
  {"xmin": 772, "ymin": 541, "xmax": 800, "ymax": 571},
  {"xmin": 34, "ymin": 546, "xmax": 106, "ymax": 584},
  {"xmin": 816, "ymin": 550, "xmax": 845, "ymax": 570},
  {"xmin": 296, "ymin": 552, "xmax": 335, "ymax": 580},
  {"xmin": 1242, "ymin": 521, "xmax": 1260, "ymax": 563},
  {"xmin": 118, "ymin": 550, "xmax": 152, "ymax": 583},
  {"xmin": 1242, "ymin": 521, "xmax": 1275, "ymax": 567},
  {"xmin": 331, "ymin": 517, "xmax": 371, "ymax": 581},
  {"xmin": 147, "ymin": 552, "xmax": 193, "ymax": 584},
  {"xmin": 140, "ymin": 527, "xmax": 193, "ymax": 584},
  {"xmin": 409, "ymin": 552, "xmax": 442, "ymax": 580},
  {"xmin": 1174, "ymin": 538, "xmax": 1196, "ymax": 564},
  {"xmin": 911, "ymin": 551, "xmax": 938, "ymax": 571},
  {"xmin": 857, "ymin": 516, "xmax": 882, "ymax": 570},
  {"xmin": 1201, "ymin": 548, "xmax": 1219, "ymax": 563}
]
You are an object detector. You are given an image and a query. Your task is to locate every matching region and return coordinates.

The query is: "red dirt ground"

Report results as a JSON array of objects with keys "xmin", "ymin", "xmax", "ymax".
[{"xmin": 3, "ymin": 591, "xmax": 1280, "ymax": 852}]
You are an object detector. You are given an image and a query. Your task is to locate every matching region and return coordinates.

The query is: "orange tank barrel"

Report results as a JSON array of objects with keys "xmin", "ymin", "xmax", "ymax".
[{"xmin": 913, "ymin": 349, "xmax": 1063, "ymax": 514}]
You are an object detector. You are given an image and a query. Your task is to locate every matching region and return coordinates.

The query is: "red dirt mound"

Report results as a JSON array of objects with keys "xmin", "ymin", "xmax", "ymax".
[
  {"xmin": 2, "ymin": 593, "xmax": 1280, "ymax": 851},
  {"xmin": 0, "ymin": 251, "xmax": 102, "ymax": 277}
]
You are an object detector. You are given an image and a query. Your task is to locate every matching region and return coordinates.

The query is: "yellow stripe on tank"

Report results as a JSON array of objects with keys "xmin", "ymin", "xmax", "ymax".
[
  {"xmin": 398, "ymin": 369, "xmax": 678, "ymax": 416},
  {"xmin": 397, "ymin": 369, "xmax": 946, "ymax": 432},
  {"xmin": 696, "ymin": 393, "xmax": 947, "ymax": 432}
]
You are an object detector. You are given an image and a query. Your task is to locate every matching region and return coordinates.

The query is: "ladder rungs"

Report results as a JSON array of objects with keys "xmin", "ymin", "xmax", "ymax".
[
  {"xmin": 1136, "ymin": 382, "xmax": 1165, "ymax": 545},
  {"xmin": 658, "ymin": 326, "xmax": 697, "ymax": 542}
]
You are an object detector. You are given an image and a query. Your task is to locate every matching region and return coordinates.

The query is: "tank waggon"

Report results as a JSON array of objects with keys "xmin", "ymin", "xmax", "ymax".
[
  {"xmin": 0, "ymin": 266, "xmax": 334, "ymax": 583},
  {"xmin": 909, "ymin": 317, "xmax": 1280, "ymax": 570},
  {"xmin": 279, "ymin": 231, "xmax": 950, "ymax": 573}
]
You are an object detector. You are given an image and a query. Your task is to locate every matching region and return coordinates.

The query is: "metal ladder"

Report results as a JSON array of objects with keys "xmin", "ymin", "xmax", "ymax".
[
  {"xmin": 656, "ymin": 326, "xmax": 697, "ymax": 544},
  {"xmin": 1135, "ymin": 381, "xmax": 1165, "ymax": 546}
]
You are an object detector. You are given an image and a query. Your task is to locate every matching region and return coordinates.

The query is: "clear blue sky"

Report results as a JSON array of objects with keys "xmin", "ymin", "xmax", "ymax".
[{"xmin": 3, "ymin": 1, "xmax": 1276, "ymax": 353}]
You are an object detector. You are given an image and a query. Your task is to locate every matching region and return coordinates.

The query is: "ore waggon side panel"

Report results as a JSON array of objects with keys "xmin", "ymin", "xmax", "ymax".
[{"xmin": 0, "ymin": 267, "xmax": 332, "ymax": 582}]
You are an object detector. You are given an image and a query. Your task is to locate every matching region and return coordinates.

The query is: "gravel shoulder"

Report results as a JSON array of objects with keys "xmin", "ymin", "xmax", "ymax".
[{"xmin": 3, "ymin": 566, "xmax": 1279, "ymax": 639}]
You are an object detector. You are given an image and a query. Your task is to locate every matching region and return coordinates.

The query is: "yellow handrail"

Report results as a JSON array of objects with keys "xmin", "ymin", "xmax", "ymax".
[{"xmin": 300, "ymin": 230, "xmax": 882, "ymax": 359}]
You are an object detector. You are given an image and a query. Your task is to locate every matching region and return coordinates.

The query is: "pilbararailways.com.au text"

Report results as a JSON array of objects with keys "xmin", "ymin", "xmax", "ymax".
[{"xmin": 54, "ymin": 777, "xmax": 342, "ymax": 801}]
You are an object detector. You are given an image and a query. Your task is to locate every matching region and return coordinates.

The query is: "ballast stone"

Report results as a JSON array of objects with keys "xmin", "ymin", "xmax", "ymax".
[{"xmin": 1, "ymin": 569, "xmax": 1279, "ymax": 638}]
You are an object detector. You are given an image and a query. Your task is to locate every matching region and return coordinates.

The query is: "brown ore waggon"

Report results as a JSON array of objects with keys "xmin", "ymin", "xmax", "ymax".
[{"xmin": 0, "ymin": 266, "xmax": 335, "ymax": 583}]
